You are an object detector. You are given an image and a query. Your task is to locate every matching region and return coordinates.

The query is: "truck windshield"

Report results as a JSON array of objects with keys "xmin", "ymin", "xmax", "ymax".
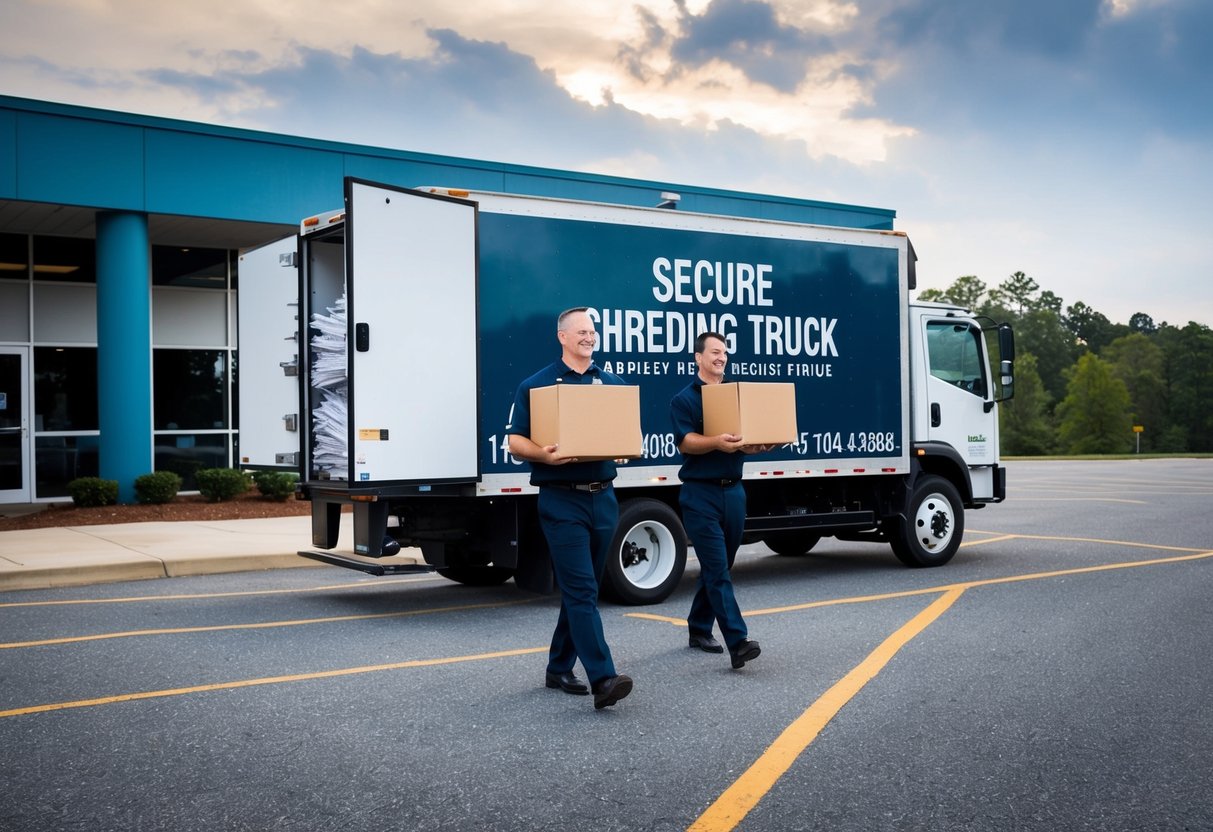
[{"xmin": 926, "ymin": 321, "xmax": 986, "ymax": 397}]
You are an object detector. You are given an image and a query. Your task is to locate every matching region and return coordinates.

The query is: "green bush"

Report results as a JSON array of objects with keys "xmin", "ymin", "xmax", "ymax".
[
  {"xmin": 134, "ymin": 471, "xmax": 182, "ymax": 505},
  {"xmin": 251, "ymin": 470, "xmax": 298, "ymax": 502},
  {"xmin": 194, "ymin": 468, "xmax": 251, "ymax": 502},
  {"xmin": 67, "ymin": 477, "xmax": 119, "ymax": 508}
]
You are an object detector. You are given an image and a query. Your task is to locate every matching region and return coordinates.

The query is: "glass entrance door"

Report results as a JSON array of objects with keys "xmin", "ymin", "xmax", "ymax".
[{"xmin": 0, "ymin": 347, "xmax": 31, "ymax": 502}]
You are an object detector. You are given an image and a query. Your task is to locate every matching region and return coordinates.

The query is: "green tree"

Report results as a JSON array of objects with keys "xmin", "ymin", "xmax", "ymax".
[
  {"xmin": 916, "ymin": 275, "xmax": 988, "ymax": 311},
  {"xmin": 999, "ymin": 352, "xmax": 1053, "ymax": 455},
  {"xmin": 988, "ymin": 271, "xmax": 1040, "ymax": 317},
  {"xmin": 1101, "ymin": 333, "xmax": 1168, "ymax": 452},
  {"xmin": 1155, "ymin": 322, "xmax": 1213, "ymax": 452},
  {"xmin": 1056, "ymin": 353, "xmax": 1133, "ymax": 453},
  {"xmin": 1064, "ymin": 301, "xmax": 1110, "ymax": 352},
  {"xmin": 1015, "ymin": 308, "xmax": 1079, "ymax": 405}
]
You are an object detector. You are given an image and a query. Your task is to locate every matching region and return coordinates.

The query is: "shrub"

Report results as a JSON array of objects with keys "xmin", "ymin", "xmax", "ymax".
[
  {"xmin": 194, "ymin": 468, "xmax": 251, "ymax": 502},
  {"xmin": 252, "ymin": 470, "xmax": 298, "ymax": 502},
  {"xmin": 68, "ymin": 477, "xmax": 119, "ymax": 508},
  {"xmin": 133, "ymin": 471, "xmax": 182, "ymax": 505}
]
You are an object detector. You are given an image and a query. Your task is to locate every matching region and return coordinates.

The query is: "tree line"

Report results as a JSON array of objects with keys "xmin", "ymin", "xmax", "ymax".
[{"xmin": 917, "ymin": 273, "xmax": 1213, "ymax": 454}]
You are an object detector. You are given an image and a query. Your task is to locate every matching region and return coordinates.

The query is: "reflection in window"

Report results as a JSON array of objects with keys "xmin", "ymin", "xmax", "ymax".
[
  {"xmin": 152, "ymin": 246, "xmax": 229, "ymax": 288},
  {"xmin": 35, "ymin": 435, "xmax": 100, "ymax": 498},
  {"xmin": 0, "ymin": 233, "xmax": 28, "ymax": 278},
  {"xmin": 154, "ymin": 349, "xmax": 228, "ymax": 430},
  {"xmin": 35, "ymin": 347, "xmax": 99, "ymax": 431},
  {"xmin": 153, "ymin": 434, "xmax": 229, "ymax": 490},
  {"xmin": 32, "ymin": 236, "xmax": 96, "ymax": 283},
  {"xmin": 926, "ymin": 322, "xmax": 986, "ymax": 397}
]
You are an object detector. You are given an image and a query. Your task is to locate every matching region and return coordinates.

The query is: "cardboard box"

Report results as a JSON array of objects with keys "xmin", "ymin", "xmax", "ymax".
[
  {"xmin": 530, "ymin": 383, "xmax": 643, "ymax": 460},
  {"xmin": 702, "ymin": 382, "xmax": 798, "ymax": 445}
]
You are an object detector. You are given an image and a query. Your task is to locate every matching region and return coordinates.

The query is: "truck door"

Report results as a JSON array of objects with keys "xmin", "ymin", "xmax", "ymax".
[
  {"xmin": 922, "ymin": 318, "xmax": 998, "ymax": 466},
  {"xmin": 236, "ymin": 234, "xmax": 301, "ymax": 469},
  {"xmin": 345, "ymin": 180, "xmax": 479, "ymax": 484}
]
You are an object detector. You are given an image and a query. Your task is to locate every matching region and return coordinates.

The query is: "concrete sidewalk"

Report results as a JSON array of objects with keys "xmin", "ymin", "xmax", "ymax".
[{"xmin": 0, "ymin": 516, "xmax": 424, "ymax": 592}]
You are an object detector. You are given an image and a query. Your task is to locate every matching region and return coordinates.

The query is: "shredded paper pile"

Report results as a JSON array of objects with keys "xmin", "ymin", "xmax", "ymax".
[{"xmin": 310, "ymin": 295, "xmax": 348, "ymax": 478}]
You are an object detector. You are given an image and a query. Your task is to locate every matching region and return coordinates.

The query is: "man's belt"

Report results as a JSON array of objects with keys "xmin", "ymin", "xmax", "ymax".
[
  {"xmin": 544, "ymin": 481, "xmax": 613, "ymax": 493},
  {"xmin": 687, "ymin": 478, "xmax": 742, "ymax": 487}
]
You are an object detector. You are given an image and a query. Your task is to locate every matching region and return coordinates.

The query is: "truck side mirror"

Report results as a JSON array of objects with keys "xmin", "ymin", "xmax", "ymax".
[{"xmin": 997, "ymin": 324, "xmax": 1015, "ymax": 400}]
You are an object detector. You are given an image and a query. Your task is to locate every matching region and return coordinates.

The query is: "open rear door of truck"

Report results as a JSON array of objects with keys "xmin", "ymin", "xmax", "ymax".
[
  {"xmin": 345, "ymin": 179, "xmax": 479, "ymax": 485},
  {"xmin": 236, "ymin": 234, "xmax": 302, "ymax": 469}
]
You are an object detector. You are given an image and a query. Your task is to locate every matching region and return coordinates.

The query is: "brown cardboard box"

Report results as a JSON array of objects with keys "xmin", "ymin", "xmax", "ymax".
[
  {"xmin": 702, "ymin": 382, "xmax": 798, "ymax": 445},
  {"xmin": 530, "ymin": 383, "xmax": 643, "ymax": 460}
]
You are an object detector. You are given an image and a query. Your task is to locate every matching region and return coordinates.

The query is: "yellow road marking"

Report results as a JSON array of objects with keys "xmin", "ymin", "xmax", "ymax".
[
  {"xmin": 680, "ymin": 547, "xmax": 1213, "ymax": 831},
  {"xmin": 0, "ymin": 574, "xmax": 443, "ymax": 609},
  {"xmin": 627, "ymin": 548, "xmax": 1213, "ymax": 627},
  {"xmin": 687, "ymin": 588, "xmax": 968, "ymax": 832},
  {"xmin": 0, "ymin": 647, "xmax": 546, "ymax": 719},
  {"xmin": 0, "ymin": 598, "xmax": 538, "ymax": 650}
]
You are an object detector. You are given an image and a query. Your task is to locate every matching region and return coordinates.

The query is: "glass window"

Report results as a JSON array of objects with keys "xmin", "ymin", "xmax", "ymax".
[
  {"xmin": 153, "ymin": 349, "xmax": 228, "ymax": 430},
  {"xmin": 0, "ymin": 233, "xmax": 28, "ymax": 279},
  {"xmin": 153, "ymin": 433, "xmax": 229, "ymax": 490},
  {"xmin": 152, "ymin": 246, "xmax": 229, "ymax": 288},
  {"xmin": 32, "ymin": 235, "xmax": 96, "ymax": 283},
  {"xmin": 926, "ymin": 322, "xmax": 986, "ymax": 397},
  {"xmin": 35, "ymin": 435, "xmax": 100, "ymax": 498},
  {"xmin": 34, "ymin": 347, "xmax": 99, "ymax": 431}
]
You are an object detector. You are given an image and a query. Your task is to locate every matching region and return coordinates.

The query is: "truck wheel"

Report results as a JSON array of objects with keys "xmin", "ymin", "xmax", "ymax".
[
  {"xmin": 762, "ymin": 530, "xmax": 821, "ymax": 557},
  {"xmin": 602, "ymin": 499, "xmax": 687, "ymax": 605},
  {"xmin": 887, "ymin": 474, "xmax": 964, "ymax": 567},
  {"xmin": 436, "ymin": 566, "xmax": 515, "ymax": 587}
]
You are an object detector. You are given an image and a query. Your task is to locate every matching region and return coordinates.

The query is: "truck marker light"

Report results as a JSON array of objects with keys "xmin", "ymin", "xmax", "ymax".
[
  {"xmin": 501, "ymin": 487, "xmax": 522, "ymax": 493},
  {"xmin": 825, "ymin": 469, "xmax": 839, "ymax": 474},
  {"xmin": 302, "ymin": 217, "xmax": 320, "ymax": 227},
  {"xmin": 349, "ymin": 494, "xmax": 378, "ymax": 502},
  {"xmin": 328, "ymin": 213, "xmax": 344, "ymax": 224},
  {"xmin": 882, "ymin": 467, "xmax": 897, "ymax": 473},
  {"xmin": 853, "ymin": 468, "xmax": 865, "ymax": 473}
]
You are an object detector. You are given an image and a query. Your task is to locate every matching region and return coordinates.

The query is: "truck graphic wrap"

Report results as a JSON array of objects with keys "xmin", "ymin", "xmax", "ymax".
[{"xmin": 476, "ymin": 210, "xmax": 906, "ymax": 475}]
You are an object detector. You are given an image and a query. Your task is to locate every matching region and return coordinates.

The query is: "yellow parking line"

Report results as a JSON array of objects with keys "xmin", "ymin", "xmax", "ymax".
[
  {"xmin": 0, "ymin": 646, "xmax": 547, "ymax": 719},
  {"xmin": 0, "ymin": 597, "xmax": 538, "ymax": 650},
  {"xmin": 687, "ymin": 588, "xmax": 968, "ymax": 832},
  {"xmin": 0, "ymin": 575, "xmax": 443, "ymax": 609}
]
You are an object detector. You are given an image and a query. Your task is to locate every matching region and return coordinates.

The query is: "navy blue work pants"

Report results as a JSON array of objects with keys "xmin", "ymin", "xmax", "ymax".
[
  {"xmin": 680, "ymin": 480, "xmax": 749, "ymax": 649},
  {"xmin": 537, "ymin": 485, "xmax": 619, "ymax": 684}
]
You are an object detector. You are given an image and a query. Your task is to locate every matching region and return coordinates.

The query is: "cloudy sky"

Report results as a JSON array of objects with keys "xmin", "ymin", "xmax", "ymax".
[{"xmin": 2, "ymin": 0, "xmax": 1210, "ymax": 327}]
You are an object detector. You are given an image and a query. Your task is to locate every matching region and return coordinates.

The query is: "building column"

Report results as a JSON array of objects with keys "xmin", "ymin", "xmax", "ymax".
[{"xmin": 95, "ymin": 211, "xmax": 153, "ymax": 503}]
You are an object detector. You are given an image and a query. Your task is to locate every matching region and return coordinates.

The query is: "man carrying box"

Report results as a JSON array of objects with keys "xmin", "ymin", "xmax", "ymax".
[
  {"xmin": 507, "ymin": 307, "xmax": 634, "ymax": 710},
  {"xmin": 670, "ymin": 332, "xmax": 771, "ymax": 669}
]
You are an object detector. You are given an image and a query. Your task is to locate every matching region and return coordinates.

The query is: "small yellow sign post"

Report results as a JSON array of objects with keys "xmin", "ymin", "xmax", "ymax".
[{"xmin": 1133, "ymin": 425, "xmax": 1144, "ymax": 453}]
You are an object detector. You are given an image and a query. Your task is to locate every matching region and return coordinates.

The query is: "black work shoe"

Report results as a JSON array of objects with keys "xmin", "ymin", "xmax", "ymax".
[
  {"xmin": 545, "ymin": 670, "xmax": 589, "ymax": 695},
  {"xmin": 592, "ymin": 674, "xmax": 633, "ymax": 709},
  {"xmin": 729, "ymin": 639, "xmax": 761, "ymax": 669},
  {"xmin": 688, "ymin": 632, "xmax": 725, "ymax": 653}
]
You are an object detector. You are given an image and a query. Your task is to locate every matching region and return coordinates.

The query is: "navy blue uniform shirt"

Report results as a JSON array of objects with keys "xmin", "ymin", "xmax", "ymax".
[
  {"xmin": 670, "ymin": 375, "xmax": 745, "ymax": 481},
  {"xmin": 507, "ymin": 359, "xmax": 626, "ymax": 486}
]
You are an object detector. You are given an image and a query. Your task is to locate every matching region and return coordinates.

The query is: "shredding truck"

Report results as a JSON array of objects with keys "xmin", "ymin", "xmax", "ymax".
[{"xmin": 238, "ymin": 177, "xmax": 1015, "ymax": 604}]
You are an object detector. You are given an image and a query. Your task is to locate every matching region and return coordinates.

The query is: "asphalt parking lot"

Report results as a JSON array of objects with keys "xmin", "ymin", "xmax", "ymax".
[{"xmin": 2, "ymin": 458, "xmax": 1211, "ymax": 831}]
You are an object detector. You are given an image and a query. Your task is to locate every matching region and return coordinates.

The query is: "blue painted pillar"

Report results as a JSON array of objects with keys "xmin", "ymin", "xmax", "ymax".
[{"xmin": 96, "ymin": 211, "xmax": 153, "ymax": 504}]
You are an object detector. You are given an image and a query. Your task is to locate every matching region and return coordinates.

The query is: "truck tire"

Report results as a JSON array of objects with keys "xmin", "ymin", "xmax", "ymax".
[
  {"xmin": 436, "ymin": 566, "xmax": 515, "ymax": 587},
  {"xmin": 602, "ymin": 499, "xmax": 687, "ymax": 605},
  {"xmin": 762, "ymin": 530, "xmax": 821, "ymax": 557},
  {"xmin": 887, "ymin": 474, "xmax": 964, "ymax": 567}
]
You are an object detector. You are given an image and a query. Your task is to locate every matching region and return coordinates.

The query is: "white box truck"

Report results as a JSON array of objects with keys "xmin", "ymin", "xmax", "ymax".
[{"xmin": 238, "ymin": 177, "xmax": 1015, "ymax": 604}]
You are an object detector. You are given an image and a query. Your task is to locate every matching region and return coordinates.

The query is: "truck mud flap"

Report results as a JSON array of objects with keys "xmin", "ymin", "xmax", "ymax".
[{"xmin": 298, "ymin": 549, "xmax": 437, "ymax": 577}]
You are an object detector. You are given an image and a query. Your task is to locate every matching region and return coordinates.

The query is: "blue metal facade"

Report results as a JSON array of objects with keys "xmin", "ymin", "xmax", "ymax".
[{"xmin": 0, "ymin": 96, "xmax": 895, "ymax": 229}]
